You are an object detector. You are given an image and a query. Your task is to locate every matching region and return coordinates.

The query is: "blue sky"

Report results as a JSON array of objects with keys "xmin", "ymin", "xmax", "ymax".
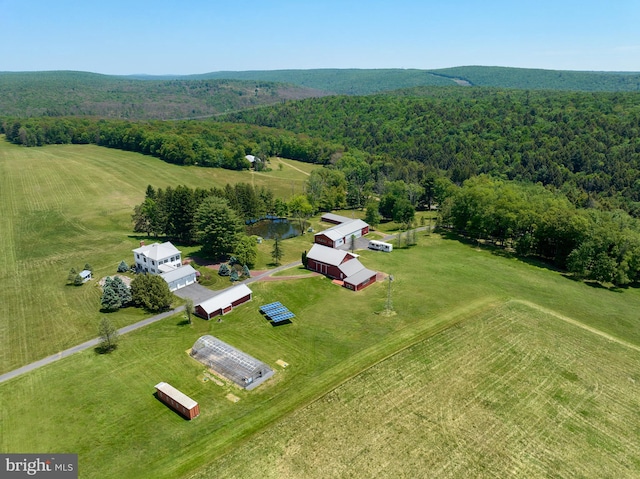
[{"xmin": 1, "ymin": 0, "xmax": 639, "ymax": 74}]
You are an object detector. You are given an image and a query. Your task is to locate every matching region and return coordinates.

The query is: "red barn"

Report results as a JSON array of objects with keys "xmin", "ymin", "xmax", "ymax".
[
  {"xmin": 307, "ymin": 244, "xmax": 356, "ymax": 279},
  {"xmin": 314, "ymin": 219, "xmax": 370, "ymax": 248},
  {"xmin": 195, "ymin": 284, "xmax": 252, "ymax": 320},
  {"xmin": 155, "ymin": 382, "xmax": 200, "ymax": 419},
  {"xmin": 307, "ymin": 244, "xmax": 377, "ymax": 291}
]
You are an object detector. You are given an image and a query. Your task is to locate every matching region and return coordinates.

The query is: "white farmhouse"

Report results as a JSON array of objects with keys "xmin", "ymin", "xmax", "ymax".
[
  {"xmin": 133, "ymin": 241, "xmax": 182, "ymax": 274},
  {"xmin": 132, "ymin": 241, "xmax": 197, "ymax": 291}
]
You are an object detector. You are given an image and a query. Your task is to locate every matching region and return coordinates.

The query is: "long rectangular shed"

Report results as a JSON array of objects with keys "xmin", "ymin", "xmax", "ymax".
[
  {"xmin": 155, "ymin": 382, "xmax": 200, "ymax": 419},
  {"xmin": 195, "ymin": 284, "xmax": 252, "ymax": 320}
]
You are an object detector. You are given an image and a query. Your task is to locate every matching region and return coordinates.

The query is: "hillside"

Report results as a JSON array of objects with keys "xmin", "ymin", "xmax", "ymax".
[
  {"xmin": 429, "ymin": 65, "xmax": 640, "ymax": 91},
  {"xmin": 225, "ymin": 89, "xmax": 640, "ymax": 211},
  {"xmin": 0, "ymin": 71, "xmax": 328, "ymax": 119},
  {"xmin": 133, "ymin": 66, "xmax": 640, "ymax": 94},
  {"xmin": 2, "ymin": 67, "xmax": 640, "ymax": 121}
]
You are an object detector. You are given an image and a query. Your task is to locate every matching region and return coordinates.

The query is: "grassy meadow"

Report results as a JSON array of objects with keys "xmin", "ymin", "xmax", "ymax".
[
  {"xmin": 194, "ymin": 301, "xmax": 640, "ymax": 479},
  {"xmin": 2, "ymin": 214, "xmax": 640, "ymax": 477},
  {"xmin": 3, "ymin": 140, "xmax": 640, "ymax": 478},
  {"xmin": 0, "ymin": 139, "xmax": 317, "ymax": 374}
]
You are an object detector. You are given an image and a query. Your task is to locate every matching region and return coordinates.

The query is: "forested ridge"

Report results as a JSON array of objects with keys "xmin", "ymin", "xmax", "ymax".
[
  {"xmin": 131, "ymin": 66, "xmax": 640, "ymax": 94},
  {"xmin": 0, "ymin": 71, "xmax": 327, "ymax": 119},
  {"xmin": 225, "ymin": 88, "xmax": 640, "ymax": 211}
]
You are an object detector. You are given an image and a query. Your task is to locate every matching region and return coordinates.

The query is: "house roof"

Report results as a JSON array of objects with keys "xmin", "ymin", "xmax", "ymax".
[
  {"xmin": 321, "ymin": 213, "xmax": 353, "ymax": 224},
  {"xmin": 344, "ymin": 267, "xmax": 377, "ymax": 286},
  {"xmin": 315, "ymin": 219, "xmax": 369, "ymax": 242},
  {"xmin": 307, "ymin": 244, "xmax": 354, "ymax": 267},
  {"xmin": 132, "ymin": 241, "xmax": 181, "ymax": 261},
  {"xmin": 155, "ymin": 382, "xmax": 198, "ymax": 410},
  {"xmin": 79, "ymin": 270, "xmax": 92, "ymax": 278},
  {"xmin": 197, "ymin": 284, "xmax": 252, "ymax": 314},
  {"xmin": 160, "ymin": 264, "xmax": 196, "ymax": 283},
  {"xmin": 245, "ymin": 154, "xmax": 261, "ymax": 163}
]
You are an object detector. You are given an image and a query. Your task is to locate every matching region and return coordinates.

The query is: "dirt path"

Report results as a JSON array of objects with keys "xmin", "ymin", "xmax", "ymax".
[
  {"xmin": 276, "ymin": 157, "xmax": 311, "ymax": 176},
  {"xmin": 511, "ymin": 299, "xmax": 640, "ymax": 353}
]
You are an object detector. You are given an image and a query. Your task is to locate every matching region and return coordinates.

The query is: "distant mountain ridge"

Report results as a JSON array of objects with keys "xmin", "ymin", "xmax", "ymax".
[
  {"xmin": 0, "ymin": 71, "xmax": 329, "ymax": 119},
  {"xmin": 125, "ymin": 66, "xmax": 640, "ymax": 94},
  {"xmin": 1, "ymin": 66, "xmax": 640, "ymax": 119}
]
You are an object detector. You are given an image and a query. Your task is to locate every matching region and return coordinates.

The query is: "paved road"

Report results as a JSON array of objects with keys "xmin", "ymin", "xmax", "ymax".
[{"xmin": 0, "ymin": 261, "xmax": 303, "ymax": 385}]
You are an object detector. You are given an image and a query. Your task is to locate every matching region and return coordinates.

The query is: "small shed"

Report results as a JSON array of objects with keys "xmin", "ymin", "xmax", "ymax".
[
  {"xmin": 79, "ymin": 270, "xmax": 92, "ymax": 282},
  {"xmin": 195, "ymin": 284, "xmax": 252, "ymax": 320},
  {"xmin": 154, "ymin": 382, "xmax": 200, "ymax": 419}
]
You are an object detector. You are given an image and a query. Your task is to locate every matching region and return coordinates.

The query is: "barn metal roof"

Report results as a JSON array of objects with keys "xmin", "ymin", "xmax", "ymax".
[
  {"xmin": 196, "ymin": 284, "xmax": 252, "ymax": 314},
  {"xmin": 155, "ymin": 382, "xmax": 198, "ymax": 410},
  {"xmin": 339, "ymin": 258, "xmax": 366, "ymax": 277},
  {"xmin": 344, "ymin": 267, "xmax": 377, "ymax": 286},
  {"xmin": 315, "ymin": 219, "xmax": 369, "ymax": 241},
  {"xmin": 307, "ymin": 244, "xmax": 353, "ymax": 266},
  {"xmin": 321, "ymin": 213, "xmax": 352, "ymax": 224}
]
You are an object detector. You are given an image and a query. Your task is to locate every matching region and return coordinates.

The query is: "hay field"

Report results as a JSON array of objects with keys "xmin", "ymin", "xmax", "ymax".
[
  {"xmin": 191, "ymin": 301, "xmax": 640, "ymax": 479},
  {"xmin": 0, "ymin": 139, "xmax": 317, "ymax": 373}
]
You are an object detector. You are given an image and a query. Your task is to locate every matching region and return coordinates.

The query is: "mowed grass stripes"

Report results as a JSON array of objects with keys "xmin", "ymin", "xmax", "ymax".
[{"xmin": 0, "ymin": 139, "xmax": 318, "ymax": 374}]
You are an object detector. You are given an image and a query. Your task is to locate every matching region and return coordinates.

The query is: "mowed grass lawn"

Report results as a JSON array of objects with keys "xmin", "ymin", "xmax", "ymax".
[
  {"xmin": 2, "ymin": 219, "xmax": 640, "ymax": 478},
  {"xmin": 0, "ymin": 139, "xmax": 318, "ymax": 374},
  {"xmin": 197, "ymin": 301, "xmax": 640, "ymax": 479}
]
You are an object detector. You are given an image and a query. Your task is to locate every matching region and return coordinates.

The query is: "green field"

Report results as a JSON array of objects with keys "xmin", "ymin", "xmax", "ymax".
[
  {"xmin": 2, "ymin": 224, "xmax": 640, "ymax": 477},
  {"xmin": 194, "ymin": 301, "xmax": 640, "ymax": 478},
  {"xmin": 0, "ymin": 139, "xmax": 317, "ymax": 374},
  {"xmin": 3, "ymin": 141, "xmax": 640, "ymax": 478}
]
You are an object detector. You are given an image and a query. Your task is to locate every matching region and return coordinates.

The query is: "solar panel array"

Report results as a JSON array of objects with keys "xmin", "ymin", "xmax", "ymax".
[{"xmin": 260, "ymin": 301, "xmax": 295, "ymax": 324}]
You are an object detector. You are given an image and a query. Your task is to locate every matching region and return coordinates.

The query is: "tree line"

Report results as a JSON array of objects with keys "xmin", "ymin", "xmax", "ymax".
[
  {"xmin": 439, "ymin": 175, "xmax": 640, "ymax": 286},
  {"xmin": 1, "ymin": 117, "xmax": 340, "ymax": 169}
]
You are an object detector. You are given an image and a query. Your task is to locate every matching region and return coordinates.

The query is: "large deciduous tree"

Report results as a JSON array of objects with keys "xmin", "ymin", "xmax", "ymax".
[{"xmin": 130, "ymin": 274, "xmax": 173, "ymax": 312}]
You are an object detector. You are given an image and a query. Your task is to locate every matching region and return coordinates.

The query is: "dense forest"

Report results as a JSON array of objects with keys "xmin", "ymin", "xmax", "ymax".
[
  {"xmin": 1, "ymin": 117, "xmax": 341, "ymax": 169},
  {"xmin": 225, "ymin": 88, "xmax": 640, "ymax": 212},
  {"xmin": 0, "ymin": 71, "xmax": 327, "ymax": 119}
]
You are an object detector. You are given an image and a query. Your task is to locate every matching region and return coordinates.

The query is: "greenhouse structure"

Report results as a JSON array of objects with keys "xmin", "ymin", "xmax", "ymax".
[{"xmin": 190, "ymin": 335, "xmax": 273, "ymax": 389}]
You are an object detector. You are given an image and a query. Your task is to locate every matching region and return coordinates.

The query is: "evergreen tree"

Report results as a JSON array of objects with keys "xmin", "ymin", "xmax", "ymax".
[
  {"xmin": 301, "ymin": 250, "xmax": 308, "ymax": 268},
  {"xmin": 242, "ymin": 264, "xmax": 251, "ymax": 278},
  {"xmin": 195, "ymin": 196, "xmax": 244, "ymax": 259},
  {"xmin": 230, "ymin": 269, "xmax": 239, "ymax": 282},
  {"xmin": 117, "ymin": 260, "xmax": 129, "ymax": 273},
  {"xmin": 218, "ymin": 263, "xmax": 230, "ymax": 276},
  {"xmin": 271, "ymin": 238, "xmax": 283, "ymax": 266},
  {"xmin": 74, "ymin": 274, "xmax": 84, "ymax": 286},
  {"xmin": 67, "ymin": 267, "xmax": 77, "ymax": 284},
  {"xmin": 101, "ymin": 279, "xmax": 122, "ymax": 311},
  {"xmin": 111, "ymin": 276, "xmax": 132, "ymax": 305}
]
